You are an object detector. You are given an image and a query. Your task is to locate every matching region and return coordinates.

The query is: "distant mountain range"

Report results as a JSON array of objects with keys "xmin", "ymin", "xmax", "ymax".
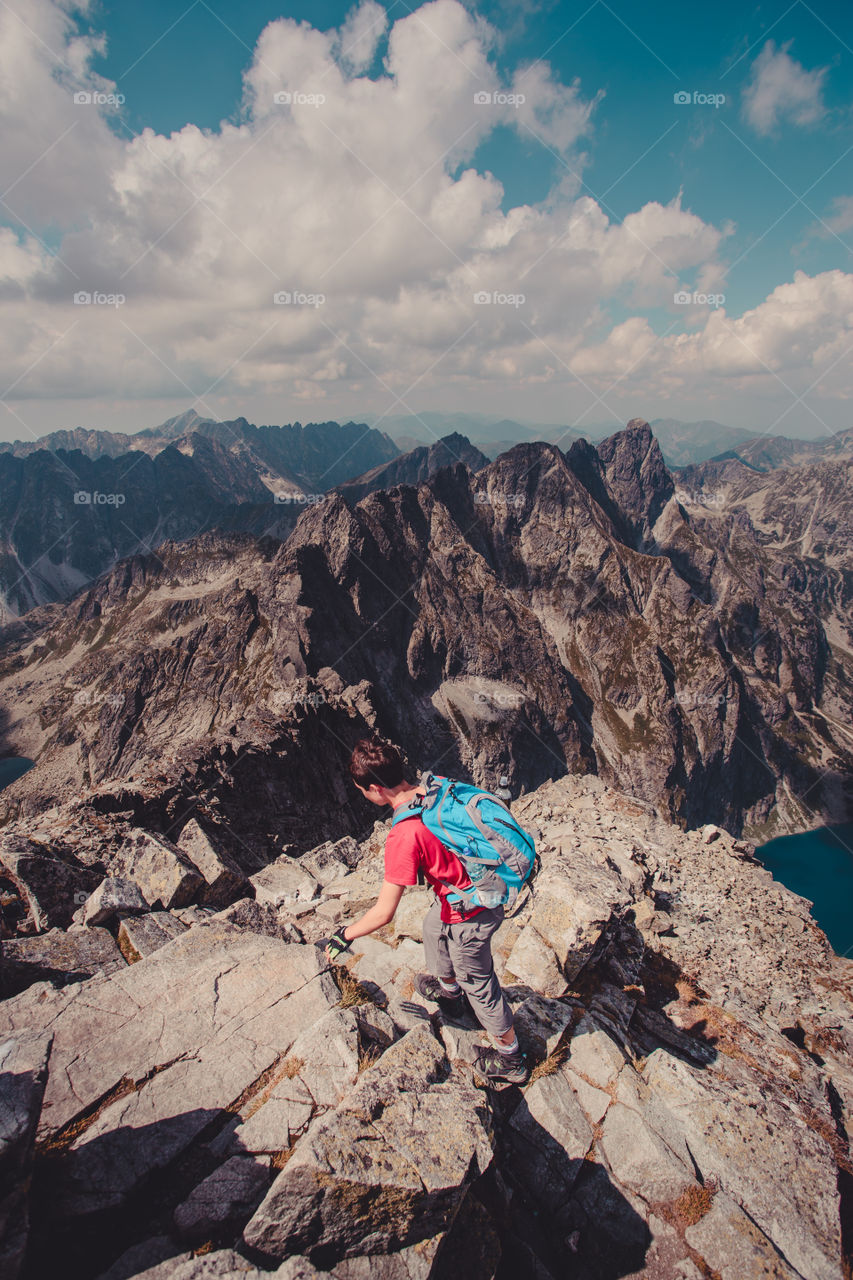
[
  {"xmin": 375, "ymin": 411, "xmax": 853, "ymax": 469},
  {"xmin": 1, "ymin": 419, "xmax": 850, "ymax": 847},
  {"xmin": 2, "ymin": 409, "xmax": 851, "ymax": 622},
  {"xmin": 0, "ymin": 415, "xmax": 399, "ymax": 619}
]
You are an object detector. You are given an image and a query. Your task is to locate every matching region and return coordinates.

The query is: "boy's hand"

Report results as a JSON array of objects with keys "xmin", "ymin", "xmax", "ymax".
[{"xmin": 325, "ymin": 928, "xmax": 352, "ymax": 962}]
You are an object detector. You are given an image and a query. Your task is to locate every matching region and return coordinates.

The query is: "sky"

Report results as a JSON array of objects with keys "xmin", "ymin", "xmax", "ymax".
[{"xmin": 0, "ymin": 0, "xmax": 851, "ymax": 442}]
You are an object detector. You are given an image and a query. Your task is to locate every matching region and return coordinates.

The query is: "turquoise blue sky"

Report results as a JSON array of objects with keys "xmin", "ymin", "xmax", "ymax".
[{"xmin": 0, "ymin": 0, "xmax": 851, "ymax": 437}]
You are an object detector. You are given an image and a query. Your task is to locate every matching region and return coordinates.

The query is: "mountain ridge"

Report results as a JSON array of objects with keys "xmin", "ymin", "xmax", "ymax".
[{"xmin": 1, "ymin": 419, "xmax": 849, "ymax": 845}]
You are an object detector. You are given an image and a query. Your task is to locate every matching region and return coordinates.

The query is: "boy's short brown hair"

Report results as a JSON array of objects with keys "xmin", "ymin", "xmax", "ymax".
[{"xmin": 349, "ymin": 735, "xmax": 408, "ymax": 790}]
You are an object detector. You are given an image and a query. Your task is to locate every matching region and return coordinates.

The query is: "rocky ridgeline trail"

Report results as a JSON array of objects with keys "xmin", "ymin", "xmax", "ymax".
[{"xmin": 1, "ymin": 777, "xmax": 852, "ymax": 1280}]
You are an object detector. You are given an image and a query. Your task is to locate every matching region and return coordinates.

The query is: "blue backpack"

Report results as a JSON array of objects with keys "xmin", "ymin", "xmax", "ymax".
[{"xmin": 391, "ymin": 773, "xmax": 538, "ymax": 913}]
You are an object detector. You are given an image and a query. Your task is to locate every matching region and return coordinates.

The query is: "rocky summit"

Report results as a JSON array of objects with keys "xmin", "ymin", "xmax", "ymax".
[
  {"xmin": 1, "ymin": 773, "xmax": 851, "ymax": 1280},
  {"xmin": 0, "ymin": 420, "xmax": 850, "ymax": 844}
]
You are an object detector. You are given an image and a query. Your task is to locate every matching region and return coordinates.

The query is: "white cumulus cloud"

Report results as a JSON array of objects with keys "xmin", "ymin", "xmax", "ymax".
[
  {"xmin": 741, "ymin": 39, "xmax": 829, "ymax": 135},
  {"xmin": 0, "ymin": 0, "xmax": 848, "ymax": 439}
]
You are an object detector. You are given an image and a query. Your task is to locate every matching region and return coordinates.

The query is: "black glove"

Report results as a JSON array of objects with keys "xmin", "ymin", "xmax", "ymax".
[{"xmin": 327, "ymin": 929, "xmax": 352, "ymax": 961}]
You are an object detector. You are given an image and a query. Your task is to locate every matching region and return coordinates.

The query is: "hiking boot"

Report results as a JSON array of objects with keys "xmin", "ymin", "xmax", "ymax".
[
  {"xmin": 473, "ymin": 1043, "xmax": 529, "ymax": 1085},
  {"xmin": 414, "ymin": 973, "xmax": 469, "ymax": 1017}
]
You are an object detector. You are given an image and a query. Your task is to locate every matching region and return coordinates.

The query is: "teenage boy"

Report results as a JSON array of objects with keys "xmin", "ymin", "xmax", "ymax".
[{"xmin": 325, "ymin": 735, "xmax": 528, "ymax": 1084}]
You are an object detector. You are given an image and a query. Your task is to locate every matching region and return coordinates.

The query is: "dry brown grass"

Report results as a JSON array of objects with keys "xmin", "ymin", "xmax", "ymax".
[
  {"xmin": 357, "ymin": 1043, "xmax": 383, "ymax": 1074},
  {"xmin": 529, "ymin": 1045, "xmax": 568, "ymax": 1082},
  {"xmin": 332, "ymin": 963, "xmax": 373, "ymax": 1008},
  {"xmin": 670, "ymin": 1182, "xmax": 717, "ymax": 1228}
]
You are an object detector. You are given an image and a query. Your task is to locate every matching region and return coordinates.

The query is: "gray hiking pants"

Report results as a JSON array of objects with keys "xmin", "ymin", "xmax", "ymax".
[{"xmin": 422, "ymin": 898, "xmax": 514, "ymax": 1039}]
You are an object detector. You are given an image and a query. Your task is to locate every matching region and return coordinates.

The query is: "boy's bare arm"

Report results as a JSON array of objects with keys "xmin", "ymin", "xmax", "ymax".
[{"xmin": 326, "ymin": 881, "xmax": 406, "ymax": 959}]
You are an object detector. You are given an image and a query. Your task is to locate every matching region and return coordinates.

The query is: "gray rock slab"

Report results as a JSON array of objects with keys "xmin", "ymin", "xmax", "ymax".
[
  {"xmin": 0, "ymin": 837, "xmax": 98, "ymax": 932},
  {"xmin": 505, "ymin": 926, "xmax": 567, "ymax": 997},
  {"xmin": 684, "ymin": 1190, "xmax": 801, "ymax": 1280},
  {"xmin": 209, "ymin": 898, "xmax": 302, "ymax": 942},
  {"xmin": 249, "ymin": 858, "xmax": 319, "ymax": 908},
  {"xmin": 95, "ymin": 1236, "xmax": 187, "ymax": 1280},
  {"xmin": 599, "ymin": 1101, "xmax": 696, "ymax": 1202},
  {"xmin": 243, "ymin": 1025, "xmax": 494, "ymax": 1263},
  {"xmin": 224, "ymin": 1074, "xmax": 315, "ymax": 1156},
  {"xmin": 132, "ymin": 1249, "xmax": 264, "ymax": 1279},
  {"xmin": 1, "ymin": 926, "xmax": 125, "ymax": 996},
  {"xmin": 513, "ymin": 993, "xmax": 576, "ymax": 1059},
  {"xmin": 437, "ymin": 1007, "xmax": 485, "ymax": 1065},
  {"xmin": 173, "ymin": 1154, "xmax": 270, "ymax": 1243},
  {"xmin": 117, "ymin": 911, "xmax": 189, "ymax": 962},
  {"xmin": 566, "ymin": 1014, "xmax": 627, "ymax": 1088},
  {"xmin": 563, "ymin": 1067, "xmax": 610, "ymax": 1124},
  {"xmin": 508, "ymin": 1072, "xmax": 592, "ymax": 1208},
  {"xmin": 83, "ymin": 876, "xmax": 149, "ymax": 926},
  {"xmin": 642, "ymin": 1049, "xmax": 843, "ymax": 1280},
  {"xmin": 0, "ymin": 925, "xmax": 340, "ymax": 1221},
  {"xmin": 114, "ymin": 830, "xmax": 205, "ymax": 911},
  {"xmin": 529, "ymin": 854, "xmax": 631, "ymax": 978},
  {"xmin": 289, "ymin": 1004, "xmax": 397, "ymax": 1109},
  {"xmin": 391, "ymin": 890, "xmax": 433, "ymax": 943},
  {"xmin": 177, "ymin": 820, "xmax": 251, "ymax": 908}
]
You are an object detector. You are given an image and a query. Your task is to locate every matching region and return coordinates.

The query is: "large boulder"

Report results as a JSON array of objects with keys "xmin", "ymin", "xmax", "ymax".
[
  {"xmin": 300, "ymin": 836, "xmax": 361, "ymax": 887},
  {"xmin": 82, "ymin": 876, "xmax": 149, "ymax": 927},
  {"xmin": 117, "ymin": 911, "xmax": 189, "ymax": 962},
  {"xmin": 176, "ymin": 820, "xmax": 251, "ymax": 908},
  {"xmin": 527, "ymin": 849, "xmax": 632, "ymax": 979},
  {"xmin": 0, "ymin": 836, "xmax": 99, "ymax": 933},
  {"xmin": 249, "ymin": 857, "xmax": 319, "ymax": 908},
  {"xmin": 114, "ymin": 830, "xmax": 205, "ymax": 911},
  {"xmin": 1, "ymin": 927, "xmax": 125, "ymax": 997},
  {"xmin": 0, "ymin": 925, "xmax": 341, "ymax": 1223},
  {"xmin": 243, "ymin": 1025, "xmax": 495, "ymax": 1265}
]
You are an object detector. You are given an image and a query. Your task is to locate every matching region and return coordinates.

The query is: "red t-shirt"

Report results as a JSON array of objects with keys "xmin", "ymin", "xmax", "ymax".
[{"xmin": 384, "ymin": 816, "xmax": 484, "ymax": 924}]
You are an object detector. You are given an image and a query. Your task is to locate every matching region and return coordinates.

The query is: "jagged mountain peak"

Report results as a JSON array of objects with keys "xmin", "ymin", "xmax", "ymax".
[
  {"xmin": 335, "ymin": 432, "xmax": 488, "ymax": 505},
  {"xmin": 0, "ymin": 417, "xmax": 850, "ymax": 844},
  {"xmin": 596, "ymin": 418, "xmax": 675, "ymax": 549}
]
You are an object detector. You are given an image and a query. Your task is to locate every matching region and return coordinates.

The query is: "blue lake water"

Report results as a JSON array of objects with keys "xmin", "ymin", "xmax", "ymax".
[
  {"xmin": 0, "ymin": 757, "xmax": 34, "ymax": 790},
  {"xmin": 758, "ymin": 824, "xmax": 853, "ymax": 958}
]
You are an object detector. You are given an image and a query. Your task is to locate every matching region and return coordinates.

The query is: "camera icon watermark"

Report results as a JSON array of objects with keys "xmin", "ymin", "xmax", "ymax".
[
  {"xmin": 273, "ymin": 290, "xmax": 326, "ymax": 308},
  {"xmin": 273, "ymin": 492, "xmax": 325, "ymax": 505},
  {"xmin": 674, "ymin": 487, "xmax": 725, "ymax": 510},
  {"xmin": 473, "ymin": 290, "xmax": 525, "ymax": 307},
  {"xmin": 73, "ymin": 491, "xmax": 126, "ymax": 506},
  {"xmin": 273, "ymin": 90, "xmax": 326, "ymax": 107},
  {"xmin": 473, "ymin": 689, "xmax": 523, "ymax": 708},
  {"xmin": 673, "ymin": 90, "xmax": 725, "ymax": 108},
  {"xmin": 71, "ymin": 688, "xmax": 124, "ymax": 709},
  {"xmin": 673, "ymin": 290, "xmax": 725, "ymax": 308},
  {"xmin": 675, "ymin": 691, "xmax": 727, "ymax": 709},
  {"xmin": 73, "ymin": 90, "xmax": 125, "ymax": 107},
  {"xmin": 273, "ymin": 689, "xmax": 328, "ymax": 708},
  {"xmin": 473, "ymin": 91, "xmax": 525, "ymax": 108},
  {"xmin": 474, "ymin": 492, "xmax": 525, "ymax": 508},
  {"xmin": 74, "ymin": 891, "xmax": 90, "ymax": 905},
  {"xmin": 73, "ymin": 291, "xmax": 126, "ymax": 307}
]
